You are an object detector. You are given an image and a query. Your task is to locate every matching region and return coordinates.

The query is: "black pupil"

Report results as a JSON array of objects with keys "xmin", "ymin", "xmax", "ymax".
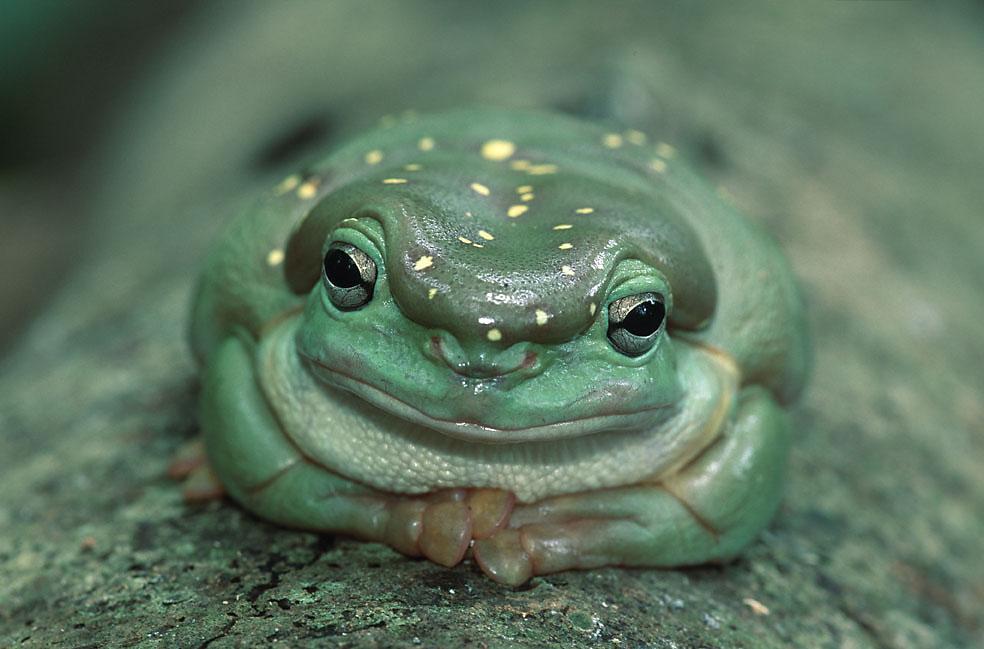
[
  {"xmin": 622, "ymin": 300, "xmax": 665, "ymax": 337},
  {"xmin": 324, "ymin": 249, "xmax": 362, "ymax": 288}
]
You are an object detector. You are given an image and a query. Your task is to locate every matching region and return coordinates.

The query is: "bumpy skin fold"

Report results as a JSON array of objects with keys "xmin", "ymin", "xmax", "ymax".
[{"xmin": 188, "ymin": 109, "xmax": 809, "ymax": 583}]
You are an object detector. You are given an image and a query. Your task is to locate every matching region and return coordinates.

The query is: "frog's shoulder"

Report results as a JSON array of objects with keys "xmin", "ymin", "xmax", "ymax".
[
  {"xmin": 188, "ymin": 186, "xmax": 298, "ymax": 362},
  {"xmin": 657, "ymin": 164, "xmax": 811, "ymax": 402}
]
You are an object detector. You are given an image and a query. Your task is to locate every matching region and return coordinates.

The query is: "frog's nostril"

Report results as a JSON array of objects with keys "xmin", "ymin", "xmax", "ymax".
[
  {"xmin": 520, "ymin": 350, "xmax": 538, "ymax": 370},
  {"xmin": 428, "ymin": 334, "xmax": 468, "ymax": 374}
]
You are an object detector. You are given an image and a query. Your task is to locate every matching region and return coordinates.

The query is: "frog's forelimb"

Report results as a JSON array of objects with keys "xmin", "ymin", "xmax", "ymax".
[
  {"xmin": 199, "ymin": 334, "xmax": 515, "ymax": 567},
  {"xmin": 473, "ymin": 385, "xmax": 788, "ymax": 584}
]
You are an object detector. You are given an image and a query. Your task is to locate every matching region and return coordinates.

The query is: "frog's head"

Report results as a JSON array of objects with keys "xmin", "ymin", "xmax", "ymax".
[{"xmin": 280, "ymin": 111, "xmax": 717, "ymax": 443}]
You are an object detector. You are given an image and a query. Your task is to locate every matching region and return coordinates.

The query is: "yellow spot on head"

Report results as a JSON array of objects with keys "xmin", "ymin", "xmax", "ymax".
[
  {"xmin": 527, "ymin": 164, "xmax": 558, "ymax": 175},
  {"xmin": 464, "ymin": 211, "xmax": 473, "ymax": 218},
  {"xmin": 558, "ymin": 242, "xmax": 573, "ymax": 250},
  {"xmin": 535, "ymin": 309, "xmax": 549, "ymax": 326},
  {"xmin": 470, "ymin": 182, "xmax": 491, "ymax": 196},
  {"xmin": 486, "ymin": 328, "xmax": 503, "ymax": 342},
  {"xmin": 477, "ymin": 230, "xmax": 494, "ymax": 241},
  {"xmin": 626, "ymin": 129, "xmax": 647, "ymax": 145},
  {"xmin": 481, "ymin": 139, "xmax": 516, "ymax": 161},
  {"xmin": 516, "ymin": 185, "xmax": 533, "ymax": 194},
  {"xmin": 413, "ymin": 255, "xmax": 433, "ymax": 271},
  {"xmin": 275, "ymin": 175, "xmax": 300, "ymax": 195},
  {"xmin": 418, "ymin": 137, "xmax": 435, "ymax": 151},
  {"xmin": 266, "ymin": 249, "xmax": 285, "ymax": 266},
  {"xmin": 297, "ymin": 179, "xmax": 319, "ymax": 199},
  {"xmin": 603, "ymin": 133, "xmax": 624, "ymax": 149},
  {"xmin": 553, "ymin": 224, "xmax": 573, "ymax": 230},
  {"xmin": 656, "ymin": 142, "xmax": 676, "ymax": 158},
  {"xmin": 561, "ymin": 265, "xmax": 575, "ymax": 276},
  {"xmin": 458, "ymin": 236, "xmax": 473, "ymax": 244},
  {"xmin": 575, "ymin": 207, "xmax": 594, "ymax": 214},
  {"xmin": 510, "ymin": 159, "xmax": 532, "ymax": 171},
  {"xmin": 520, "ymin": 192, "xmax": 535, "ymax": 202},
  {"xmin": 403, "ymin": 163, "xmax": 422, "ymax": 171},
  {"xmin": 428, "ymin": 288, "xmax": 438, "ymax": 300},
  {"xmin": 383, "ymin": 178, "xmax": 408, "ymax": 184},
  {"xmin": 507, "ymin": 204, "xmax": 529, "ymax": 218},
  {"xmin": 364, "ymin": 149, "xmax": 384, "ymax": 165},
  {"xmin": 649, "ymin": 158, "xmax": 667, "ymax": 173},
  {"xmin": 589, "ymin": 302, "xmax": 597, "ymax": 316}
]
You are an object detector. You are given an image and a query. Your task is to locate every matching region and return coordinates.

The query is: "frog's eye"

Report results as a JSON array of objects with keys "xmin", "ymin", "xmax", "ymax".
[
  {"xmin": 606, "ymin": 292, "xmax": 666, "ymax": 356},
  {"xmin": 322, "ymin": 242, "xmax": 377, "ymax": 310}
]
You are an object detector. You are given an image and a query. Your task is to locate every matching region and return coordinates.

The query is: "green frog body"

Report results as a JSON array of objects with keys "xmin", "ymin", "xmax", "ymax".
[{"xmin": 188, "ymin": 108, "xmax": 810, "ymax": 584}]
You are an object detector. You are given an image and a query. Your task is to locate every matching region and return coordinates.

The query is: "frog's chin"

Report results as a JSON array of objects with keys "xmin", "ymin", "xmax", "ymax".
[{"xmin": 299, "ymin": 354, "xmax": 675, "ymax": 444}]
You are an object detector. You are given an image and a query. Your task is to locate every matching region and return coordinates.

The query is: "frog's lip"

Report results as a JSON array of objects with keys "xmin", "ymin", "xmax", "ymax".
[{"xmin": 299, "ymin": 353, "xmax": 675, "ymax": 444}]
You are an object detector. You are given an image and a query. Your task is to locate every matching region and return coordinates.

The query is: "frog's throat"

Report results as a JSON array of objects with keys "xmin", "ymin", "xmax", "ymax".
[{"xmin": 253, "ymin": 317, "xmax": 739, "ymax": 501}]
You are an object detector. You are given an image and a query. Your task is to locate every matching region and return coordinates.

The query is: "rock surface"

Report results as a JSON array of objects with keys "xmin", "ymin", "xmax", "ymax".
[{"xmin": 1, "ymin": 3, "xmax": 982, "ymax": 647}]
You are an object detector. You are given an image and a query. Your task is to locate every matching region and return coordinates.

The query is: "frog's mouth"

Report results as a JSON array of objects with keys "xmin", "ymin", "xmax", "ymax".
[{"xmin": 298, "ymin": 353, "xmax": 679, "ymax": 444}]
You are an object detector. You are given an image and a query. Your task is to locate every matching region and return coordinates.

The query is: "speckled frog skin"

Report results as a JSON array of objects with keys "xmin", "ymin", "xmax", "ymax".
[{"xmin": 187, "ymin": 109, "xmax": 810, "ymax": 585}]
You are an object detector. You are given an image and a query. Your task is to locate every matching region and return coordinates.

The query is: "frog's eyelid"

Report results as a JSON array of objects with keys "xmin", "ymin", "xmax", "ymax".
[
  {"xmin": 327, "ymin": 221, "xmax": 386, "ymax": 267},
  {"xmin": 329, "ymin": 210, "xmax": 387, "ymax": 252},
  {"xmin": 284, "ymin": 207, "xmax": 386, "ymax": 294},
  {"xmin": 603, "ymin": 263, "xmax": 672, "ymax": 314}
]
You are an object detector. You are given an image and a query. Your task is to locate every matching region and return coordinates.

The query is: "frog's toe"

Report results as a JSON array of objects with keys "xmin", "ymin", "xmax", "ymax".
[
  {"xmin": 472, "ymin": 529, "xmax": 533, "ymax": 586},
  {"xmin": 419, "ymin": 498, "xmax": 472, "ymax": 567},
  {"xmin": 382, "ymin": 490, "xmax": 474, "ymax": 567},
  {"xmin": 167, "ymin": 437, "xmax": 207, "ymax": 479},
  {"xmin": 466, "ymin": 488, "xmax": 515, "ymax": 539},
  {"xmin": 382, "ymin": 499, "xmax": 428, "ymax": 556},
  {"xmin": 181, "ymin": 462, "xmax": 226, "ymax": 503},
  {"xmin": 486, "ymin": 518, "xmax": 656, "ymax": 583},
  {"xmin": 167, "ymin": 437, "xmax": 225, "ymax": 502},
  {"xmin": 417, "ymin": 489, "xmax": 518, "ymax": 569}
]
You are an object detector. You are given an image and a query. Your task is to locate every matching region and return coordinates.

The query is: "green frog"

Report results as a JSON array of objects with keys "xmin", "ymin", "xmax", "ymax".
[{"xmin": 178, "ymin": 108, "xmax": 810, "ymax": 585}]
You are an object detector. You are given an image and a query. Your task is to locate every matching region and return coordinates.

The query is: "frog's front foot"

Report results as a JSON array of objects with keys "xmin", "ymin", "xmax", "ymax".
[
  {"xmin": 473, "ymin": 388, "xmax": 789, "ymax": 585},
  {"xmin": 381, "ymin": 488, "xmax": 514, "ymax": 566},
  {"xmin": 167, "ymin": 437, "xmax": 225, "ymax": 502}
]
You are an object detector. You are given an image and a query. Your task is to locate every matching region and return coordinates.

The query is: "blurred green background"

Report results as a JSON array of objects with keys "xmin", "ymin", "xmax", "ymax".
[
  {"xmin": 3, "ymin": 1, "xmax": 983, "ymax": 359},
  {"xmin": 0, "ymin": 1, "xmax": 194, "ymax": 355}
]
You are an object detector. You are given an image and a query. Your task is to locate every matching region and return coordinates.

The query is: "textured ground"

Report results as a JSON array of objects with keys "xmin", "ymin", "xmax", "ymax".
[{"xmin": 1, "ymin": 3, "xmax": 982, "ymax": 647}]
